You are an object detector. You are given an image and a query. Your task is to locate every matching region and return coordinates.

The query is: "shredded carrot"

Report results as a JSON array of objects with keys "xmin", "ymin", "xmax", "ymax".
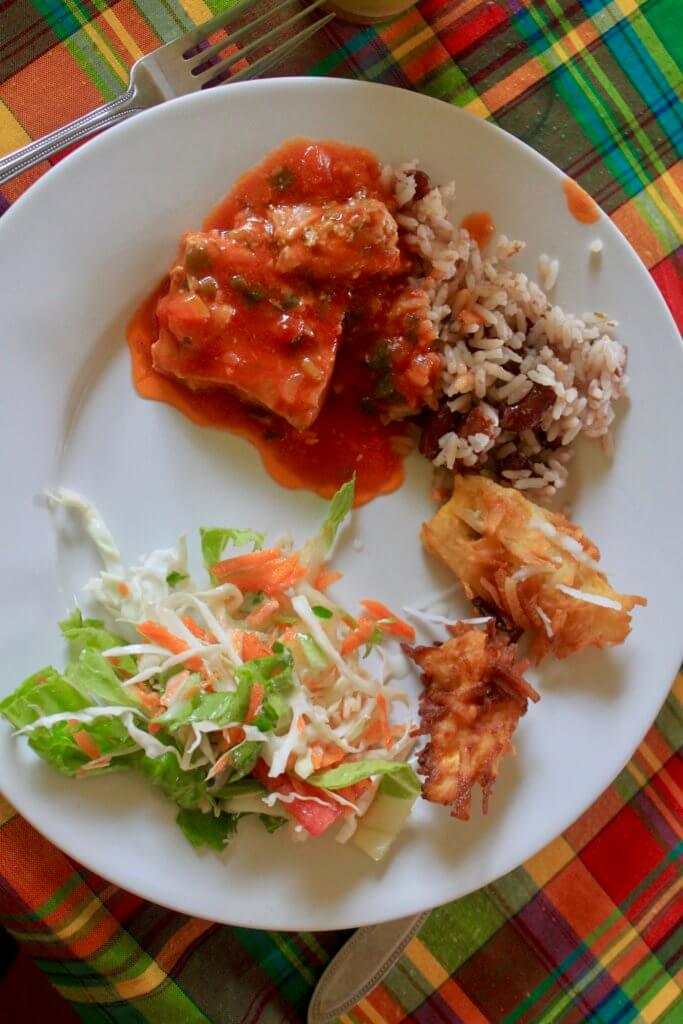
[
  {"xmin": 286, "ymin": 752, "xmax": 298, "ymax": 773},
  {"xmin": 241, "ymin": 632, "xmax": 272, "ymax": 661},
  {"xmin": 148, "ymin": 723, "xmax": 162, "ymax": 735},
  {"xmin": 182, "ymin": 615, "xmax": 216, "ymax": 645},
  {"xmin": 223, "ymin": 726, "xmax": 245, "ymax": 747},
  {"xmin": 245, "ymin": 598, "xmax": 279, "ymax": 628},
  {"xmin": 137, "ymin": 620, "xmax": 205, "ymax": 674},
  {"xmin": 212, "ymin": 548, "xmax": 306, "ymax": 595},
  {"xmin": 118, "ymin": 580, "xmax": 129, "ymax": 597},
  {"xmin": 361, "ymin": 600, "xmax": 415, "ymax": 641},
  {"xmin": 313, "ymin": 566, "xmax": 343, "ymax": 591},
  {"xmin": 210, "ymin": 751, "xmax": 233, "ymax": 778},
  {"xmin": 311, "ymin": 742, "xmax": 345, "ymax": 771},
  {"xmin": 160, "ymin": 670, "xmax": 190, "ymax": 708},
  {"xmin": 362, "ymin": 693, "xmax": 392, "ymax": 749},
  {"xmin": 296, "ymin": 714, "xmax": 307, "ymax": 736},
  {"xmin": 72, "ymin": 730, "xmax": 100, "ymax": 760},
  {"xmin": 245, "ymin": 683, "xmax": 265, "ymax": 724},
  {"xmin": 212, "ymin": 548, "xmax": 282, "ymax": 576},
  {"xmin": 340, "ymin": 617, "xmax": 375, "ymax": 656}
]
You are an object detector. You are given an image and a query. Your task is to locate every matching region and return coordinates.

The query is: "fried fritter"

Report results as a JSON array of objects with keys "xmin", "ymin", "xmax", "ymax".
[
  {"xmin": 422, "ymin": 475, "xmax": 646, "ymax": 661},
  {"xmin": 409, "ymin": 623, "xmax": 539, "ymax": 819}
]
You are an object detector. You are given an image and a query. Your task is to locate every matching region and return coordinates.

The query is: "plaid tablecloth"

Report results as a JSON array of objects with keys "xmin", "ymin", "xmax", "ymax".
[{"xmin": 1, "ymin": 1, "xmax": 682, "ymax": 1021}]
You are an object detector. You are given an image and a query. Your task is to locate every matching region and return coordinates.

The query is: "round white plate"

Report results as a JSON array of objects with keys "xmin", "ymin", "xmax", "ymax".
[{"xmin": 1, "ymin": 79, "xmax": 681, "ymax": 932}]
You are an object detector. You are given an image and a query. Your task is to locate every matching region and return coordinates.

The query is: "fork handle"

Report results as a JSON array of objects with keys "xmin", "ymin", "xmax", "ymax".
[{"xmin": 0, "ymin": 87, "xmax": 140, "ymax": 188}]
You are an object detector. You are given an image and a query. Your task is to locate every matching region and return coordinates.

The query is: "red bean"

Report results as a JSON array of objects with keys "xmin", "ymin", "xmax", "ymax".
[
  {"xmin": 411, "ymin": 170, "xmax": 432, "ymax": 201},
  {"xmin": 500, "ymin": 384, "xmax": 555, "ymax": 431}
]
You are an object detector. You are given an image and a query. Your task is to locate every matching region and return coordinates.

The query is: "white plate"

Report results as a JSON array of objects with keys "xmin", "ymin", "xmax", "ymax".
[{"xmin": 1, "ymin": 79, "xmax": 681, "ymax": 932}]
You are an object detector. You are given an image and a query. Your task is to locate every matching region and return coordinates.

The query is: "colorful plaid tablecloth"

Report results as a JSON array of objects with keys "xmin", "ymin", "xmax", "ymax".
[{"xmin": 1, "ymin": 2, "xmax": 682, "ymax": 1021}]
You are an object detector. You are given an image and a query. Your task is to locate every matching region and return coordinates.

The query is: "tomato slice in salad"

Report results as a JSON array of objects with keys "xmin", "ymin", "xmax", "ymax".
[{"xmin": 253, "ymin": 760, "xmax": 371, "ymax": 838}]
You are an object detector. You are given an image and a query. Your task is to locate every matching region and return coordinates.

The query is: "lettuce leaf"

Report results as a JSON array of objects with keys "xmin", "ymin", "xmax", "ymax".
[
  {"xmin": 351, "ymin": 783, "xmax": 417, "ymax": 862},
  {"xmin": 59, "ymin": 609, "xmax": 136, "ymax": 674},
  {"xmin": 0, "ymin": 667, "xmax": 89, "ymax": 729},
  {"xmin": 65, "ymin": 649, "xmax": 144, "ymax": 711},
  {"xmin": 227, "ymin": 740, "xmax": 262, "ymax": 782},
  {"xmin": 320, "ymin": 477, "xmax": 355, "ymax": 551},
  {"xmin": 235, "ymin": 651, "xmax": 294, "ymax": 733},
  {"xmin": 176, "ymin": 808, "xmax": 242, "ymax": 850},
  {"xmin": 297, "ymin": 634, "xmax": 328, "ymax": 671},
  {"xmin": 139, "ymin": 753, "xmax": 208, "ymax": 809},
  {"xmin": 310, "ymin": 759, "xmax": 421, "ymax": 797},
  {"xmin": 259, "ymin": 814, "xmax": 286, "ymax": 833},
  {"xmin": 28, "ymin": 716, "xmax": 137, "ymax": 777},
  {"xmin": 200, "ymin": 527, "xmax": 265, "ymax": 577},
  {"xmin": 153, "ymin": 676, "xmax": 251, "ymax": 728}
]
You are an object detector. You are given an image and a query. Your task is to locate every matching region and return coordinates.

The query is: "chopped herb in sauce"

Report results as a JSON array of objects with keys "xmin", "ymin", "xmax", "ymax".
[
  {"xmin": 270, "ymin": 166, "xmax": 295, "ymax": 192},
  {"xmin": 230, "ymin": 275, "xmax": 264, "ymax": 305},
  {"xmin": 312, "ymin": 606, "xmax": 333, "ymax": 619},
  {"xmin": 196, "ymin": 275, "xmax": 218, "ymax": 300},
  {"xmin": 366, "ymin": 339, "xmax": 392, "ymax": 372},
  {"xmin": 185, "ymin": 245, "xmax": 211, "ymax": 275},
  {"xmin": 373, "ymin": 371, "xmax": 395, "ymax": 399},
  {"xmin": 272, "ymin": 292, "xmax": 301, "ymax": 311}
]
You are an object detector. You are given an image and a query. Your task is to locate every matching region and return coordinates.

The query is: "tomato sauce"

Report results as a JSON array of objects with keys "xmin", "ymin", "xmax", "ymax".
[
  {"xmin": 562, "ymin": 178, "xmax": 600, "ymax": 224},
  {"xmin": 126, "ymin": 139, "xmax": 431, "ymax": 506},
  {"xmin": 460, "ymin": 211, "xmax": 495, "ymax": 249}
]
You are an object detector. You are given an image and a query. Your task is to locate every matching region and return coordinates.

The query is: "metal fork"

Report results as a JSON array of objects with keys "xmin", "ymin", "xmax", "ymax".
[{"xmin": 0, "ymin": 0, "xmax": 333, "ymax": 186}]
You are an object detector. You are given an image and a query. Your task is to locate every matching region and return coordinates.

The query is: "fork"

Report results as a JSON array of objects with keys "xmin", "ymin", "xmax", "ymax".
[{"xmin": 0, "ymin": 0, "xmax": 334, "ymax": 187}]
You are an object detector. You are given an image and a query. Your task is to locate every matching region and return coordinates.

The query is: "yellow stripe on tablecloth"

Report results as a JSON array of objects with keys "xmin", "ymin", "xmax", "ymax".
[
  {"xmin": 62, "ymin": 0, "xmax": 129, "ymax": 82},
  {"xmin": 101, "ymin": 9, "xmax": 144, "ymax": 62},
  {"xmin": 388, "ymin": 25, "xmax": 436, "ymax": 64},
  {"xmin": 627, "ymin": 759, "xmax": 681, "ymax": 837},
  {"xmin": 525, "ymin": 835, "xmax": 575, "ymax": 888},
  {"xmin": 11, "ymin": 893, "xmax": 104, "ymax": 943},
  {"xmin": 641, "ymin": 979, "xmax": 682, "ymax": 1023},
  {"xmin": 405, "ymin": 936, "xmax": 449, "ymax": 986},
  {"xmin": 613, "ymin": 0, "xmax": 641, "ymax": 17},
  {"xmin": 177, "ymin": 0, "xmax": 215, "ymax": 26},
  {"xmin": 637, "ymin": 741, "xmax": 683, "ymax": 806},
  {"xmin": 463, "ymin": 96, "xmax": 491, "ymax": 119},
  {"xmin": 0, "ymin": 101, "xmax": 30, "ymax": 157},
  {"xmin": 0, "ymin": 793, "xmax": 16, "ymax": 827},
  {"xmin": 62, "ymin": 959, "xmax": 168, "ymax": 1003},
  {"xmin": 354, "ymin": 997, "xmax": 387, "ymax": 1024}
]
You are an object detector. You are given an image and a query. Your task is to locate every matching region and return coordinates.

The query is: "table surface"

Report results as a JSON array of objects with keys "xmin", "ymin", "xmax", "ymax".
[{"xmin": 1, "ymin": 1, "xmax": 682, "ymax": 1022}]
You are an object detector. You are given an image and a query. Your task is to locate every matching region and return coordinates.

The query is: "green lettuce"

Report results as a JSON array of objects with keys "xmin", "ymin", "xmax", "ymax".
[
  {"xmin": 153, "ymin": 678, "xmax": 251, "ymax": 729},
  {"xmin": 29, "ymin": 715, "xmax": 139, "ymax": 776},
  {"xmin": 0, "ymin": 667, "xmax": 88, "ymax": 728},
  {"xmin": 227, "ymin": 741, "xmax": 262, "ymax": 782},
  {"xmin": 59, "ymin": 610, "xmax": 136, "ymax": 674},
  {"xmin": 297, "ymin": 634, "xmax": 328, "ymax": 671},
  {"xmin": 320, "ymin": 477, "xmax": 355, "ymax": 551},
  {"xmin": 200, "ymin": 527, "xmax": 265, "ymax": 577},
  {"xmin": 65, "ymin": 649, "xmax": 144, "ymax": 711},
  {"xmin": 235, "ymin": 650, "xmax": 294, "ymax": 733},
  {"xmin": 310, "ymin": 759, "xmax": 421, "ymax": 797},
  {"xmin": 176, "ymin": 808, "xmax": 242, "ymax": 850},
  {"xmin": 259, "ymin": 814, "xmax": 286, "ymax": 833},
  {"xmin": 139, "ymin": 753, "xmax": 208, "ymax": 809}
]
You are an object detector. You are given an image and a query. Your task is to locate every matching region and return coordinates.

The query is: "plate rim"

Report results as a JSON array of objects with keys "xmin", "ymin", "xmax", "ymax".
[{"xmin": 1, "ymin": 76, "xmax": 681, "ymax": 931}]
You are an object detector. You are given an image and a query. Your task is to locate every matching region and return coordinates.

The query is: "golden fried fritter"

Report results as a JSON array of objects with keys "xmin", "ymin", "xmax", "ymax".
[
  {"xmin": 409, "ymin": 623, "xmax": 539, "ymax": 819},
  {"xmin": 422, "ymin": 475, "xmax": 645, "ymax": 661}
]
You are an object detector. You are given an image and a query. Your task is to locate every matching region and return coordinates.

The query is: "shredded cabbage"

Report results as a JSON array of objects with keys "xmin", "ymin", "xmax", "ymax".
[{"xmin": 1, "ymin": 483, "xmax": 419, "ymax": 858}]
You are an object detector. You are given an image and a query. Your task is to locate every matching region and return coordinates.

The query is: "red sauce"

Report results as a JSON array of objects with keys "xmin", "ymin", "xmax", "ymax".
[
  {"xmin": 461, "ymin": 211, "xmax": 495, "ymax": 249},
  {"xmin": 562, "ymin": 178, "xmax": 600, "ymax": 224},
  {"xmin": 126, "ymin": 139, "xmax": 438, "ymax": 507}
]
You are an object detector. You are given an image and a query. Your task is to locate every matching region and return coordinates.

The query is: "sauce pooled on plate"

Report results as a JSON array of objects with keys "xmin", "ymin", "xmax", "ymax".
[{"xmin": 127, "ymin": 140, "xmax": 441, "ymax": 505}]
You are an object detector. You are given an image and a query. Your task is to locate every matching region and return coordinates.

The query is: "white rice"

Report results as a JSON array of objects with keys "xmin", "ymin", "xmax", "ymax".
[{"xmin": 386, "ymin": 162, "xmax": 628, "ymax": 499}]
